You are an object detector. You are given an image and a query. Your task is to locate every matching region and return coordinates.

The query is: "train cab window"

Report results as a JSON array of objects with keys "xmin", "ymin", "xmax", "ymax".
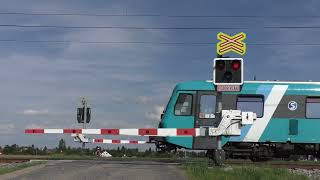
[
  {"xmin": 237, "ymin": 96, "xmax": 264, "ymax": 118},
  {"xmin": 174, "ymin": 94, "xmax": 193, "ymax": 115},
  {"xmin": 306, "ymin": 97, "xmax": 320, "ymax": 118},
  {"xmin": 199, "ymin": 95, "xmax": 216, "ymax": 118}
]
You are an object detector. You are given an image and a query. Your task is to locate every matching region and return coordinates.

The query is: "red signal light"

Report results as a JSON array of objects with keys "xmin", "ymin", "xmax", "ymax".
[{"xmin": 232, "ymin": 60, "xmax": 241, "ymax": 71}]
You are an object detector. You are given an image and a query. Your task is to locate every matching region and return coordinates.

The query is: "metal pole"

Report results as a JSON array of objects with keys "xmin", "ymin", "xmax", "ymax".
[
  {"xmin": 82, "ymin": 98, "xmax": 87, "ymax": 129},
  {"xmin": 217, "ymin": 92, "xmax": 222, "ymax": 150},
  {"xmin": 81, "ymin": 97, "xmax": 87, "ymax": 149}
]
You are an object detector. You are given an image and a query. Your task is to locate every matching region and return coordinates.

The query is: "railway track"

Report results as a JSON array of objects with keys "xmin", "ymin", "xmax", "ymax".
[{"xmin": 225, "ymin": 160, "xmax": 320, "ymax": 170}]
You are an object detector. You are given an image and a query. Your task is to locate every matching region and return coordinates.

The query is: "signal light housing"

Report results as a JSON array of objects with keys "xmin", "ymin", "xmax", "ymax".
[
  {"xmin": 213, "ymin": 58, "xmax": 243, "ymax": 86},
  {"xmin": 77, "ymin": 107, "xmax": 91, "ymax": 123}
]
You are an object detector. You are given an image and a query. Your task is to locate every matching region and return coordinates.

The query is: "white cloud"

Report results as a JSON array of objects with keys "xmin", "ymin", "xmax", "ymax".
[
  {"xmin": 25, "ymin": 123, "xmax": 43, "ymax": 129},
  {"xmin": 0, "ymin": 123, "xmax": 15, "ymax": 135},
  {"xmin": 22, "ymin": 109, "xmax": 49, "ymax": 116},
  {"xmin": 145, "ymin": 105, "xmax": 164, "ymax": 121},
  {"xmin": 136, "ymin": 96, "xmax": 152, "ymax": 104}
]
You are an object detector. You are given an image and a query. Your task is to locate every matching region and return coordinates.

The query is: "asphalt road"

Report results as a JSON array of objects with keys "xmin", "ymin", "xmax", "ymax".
[{"xmin": 1, "ymin": 160, "xmax": 187, "ymax": 180}]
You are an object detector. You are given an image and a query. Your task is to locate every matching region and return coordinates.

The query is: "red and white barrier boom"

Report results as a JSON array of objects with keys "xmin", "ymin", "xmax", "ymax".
[
  {"xmin": 71, "ymin": 134, "xmax": 148, "ymax": 144},
  {"xmin": 25, "ymin": 110, "xmax": 258, "ymax": 138},
  {"xmin": 92, "ymin": 139, "xmax": 147, "ymax": 144},
  {"xmin": 25, "ymin": 128, "xmax": 203, "ymax": 137}
]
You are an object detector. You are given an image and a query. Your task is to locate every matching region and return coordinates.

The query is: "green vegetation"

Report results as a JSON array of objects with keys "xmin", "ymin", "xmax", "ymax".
[
  {"xmin": 0, "ymin": 161, "xmax": 45, "ymax": 175},
  {"xmin": 184, "ymin": 163, "xmax": 308, "ymax": 180},
  {"xmin": 0, "ymin": 138, "xmax": 206, "ymax": 159}
]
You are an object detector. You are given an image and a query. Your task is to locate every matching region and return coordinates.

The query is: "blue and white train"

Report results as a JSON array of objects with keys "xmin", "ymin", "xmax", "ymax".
[{"xmin": 151, "ymin": 80, "xmax": 320, "ymax": 160}]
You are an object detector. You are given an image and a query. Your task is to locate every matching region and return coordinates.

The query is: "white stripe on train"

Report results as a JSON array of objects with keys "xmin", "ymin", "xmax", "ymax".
[{"xmin": 244, "ymin": 85, "xmax": 288, "ymax": 142}]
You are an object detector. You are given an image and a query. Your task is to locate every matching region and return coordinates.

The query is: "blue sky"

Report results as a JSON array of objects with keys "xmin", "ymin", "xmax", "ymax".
[{"xmin": 0, "ymin": 0, "xmax": 320, "ymax": 148}]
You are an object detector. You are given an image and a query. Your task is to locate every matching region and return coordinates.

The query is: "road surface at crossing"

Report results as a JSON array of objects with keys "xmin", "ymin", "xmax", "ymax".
[{"xmin": 0, "ymin": 160, "xmax": 187, "ymax": 180}]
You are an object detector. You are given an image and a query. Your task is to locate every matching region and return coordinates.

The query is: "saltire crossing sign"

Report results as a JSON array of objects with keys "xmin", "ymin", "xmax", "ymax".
[{"xmin": 217, "ymin": 32, "xmax": 246, "ymax": 55}]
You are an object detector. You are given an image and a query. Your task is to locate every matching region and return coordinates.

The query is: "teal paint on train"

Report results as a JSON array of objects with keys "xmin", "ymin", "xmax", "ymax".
[
  {"xmin": 174, "ymin": 81, "xmax": 320, "ymax": 96},
  {"xmin": 259, "ymin": 118, "xmax": 320, "ymax": 143},
  {"xmin": 175, "ymin": 80, "xmax": 261, "ymax": 94},
  {"xmin": 162, "ymin": 80, "xmax": 320, "ymax": 148},
  {"xmin": 286, "ymin": 84, "xmax": 320, "ymax": 96},
  {"xmin": 162, "ymin": 90, "xmax": 196, "ymax": 149},
  {"xmin": 167, "ymin": 81, "xmax": 215, "ymax": 148},
  {"xmin": 174, "ymin": 81, "xmax": 215, "ymax": 91},
  {"xmin": 224, "ymin": 83, "xmax": 260, "ymax": 95}
]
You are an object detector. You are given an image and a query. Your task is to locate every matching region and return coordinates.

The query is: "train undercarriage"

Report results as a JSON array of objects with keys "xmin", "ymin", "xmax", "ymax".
[
  {"xmin": 151, "ymin": 137, "xmax": 320, "ymax": 163},
  {"xmin": 223, "ymin": 142, "xmax": 320, "ymax": 161}
]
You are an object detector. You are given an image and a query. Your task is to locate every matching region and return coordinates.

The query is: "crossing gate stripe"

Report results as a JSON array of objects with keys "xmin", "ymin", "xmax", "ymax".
[
  {"xmin": 176, "ymin": 128, "xmax": 196, "ymax": 136},
  {"xmin": 112, "ymin": 140, "xmax": 121, "ymax": 144},
  {"xmin": 100, "ymin": 129, "xmax": 119, "ymax": 135},
  {"xmin": 121, "ymin": 140, "xmax": 130, "ymax": 144},
  {"xmin": 44, "ymin": 129, "xmax": 63, "ymax": 134},
  {"xmin": 63, "ymin": 129, "xmax": 82, "ymax": 134},
  {"xmin": 157, "ymin": 128, "xmax": 177, "ymax": 136},
  {"xmin": 129, "ymin": 140, "xmax": 138, "ymax": 144},
  {"xmin": 138, "ymin": 128, "xmax": 157, "ymax": 136},
  {"xmin": 82, "ymin": 129, "xmax": 100, "ymax": 134},
  {"xmin": 94, "ymin": 139, "xmax": 103, "ymax": 143},
  {"xmin": 91, "ymin": 139, "xmax": 147, "ymax": 144},
  {"xmin": 119, "ymin": 129, "xmax": 139, "ymax": 136},
  {"xmin": 25, "ymin": 129, "xmax": 44, "ymax": 134},
  {"xmin": 104, "ymin": 139, "xmax": 112, "ymax": 143}
]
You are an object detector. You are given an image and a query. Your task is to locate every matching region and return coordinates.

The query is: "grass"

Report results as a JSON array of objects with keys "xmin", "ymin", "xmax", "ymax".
[
  {"xmin": 0, "ymin": 161, "xmax": 46, "ymax": 175},
  {"xmin": 184, "ymin": 163, "xmax": 308, "ymax": 180}
]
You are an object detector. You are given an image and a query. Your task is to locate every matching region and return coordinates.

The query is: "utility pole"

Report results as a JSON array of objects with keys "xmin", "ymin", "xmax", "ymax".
[
  {"xmin": 76, "ymin": 97, "xmax": 92, "ymax": 149},
  {"xmin": 81, "ymin": 98, "xmax": 87, "ymax": 129},
  {"xmin": 81, "ymin": 97, "xmax": 87, "ymax": 149}
]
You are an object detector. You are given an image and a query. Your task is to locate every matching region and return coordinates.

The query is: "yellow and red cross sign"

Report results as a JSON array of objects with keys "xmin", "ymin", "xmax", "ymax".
[{"xmin": 217, "ymin": 32, "xmax": 246, "ymax": 55}]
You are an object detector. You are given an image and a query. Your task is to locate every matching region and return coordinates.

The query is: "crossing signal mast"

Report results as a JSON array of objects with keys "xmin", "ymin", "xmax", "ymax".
[
  {"xmin": 76, "ymin": 97, "xmax": 91, "ymax": 148},
  {"xmin": 210, "ymin": 57, "xmax": 244, "ymax": 165},
  {"xmin": 209, "ymin": 32, "xmax": 246, "ymax": 165}
]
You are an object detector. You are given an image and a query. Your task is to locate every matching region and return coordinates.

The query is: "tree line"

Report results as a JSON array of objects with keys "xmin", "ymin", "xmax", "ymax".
[{"xmin": 0, "ymin": 138, "xmax": 206, "ymax": 158}]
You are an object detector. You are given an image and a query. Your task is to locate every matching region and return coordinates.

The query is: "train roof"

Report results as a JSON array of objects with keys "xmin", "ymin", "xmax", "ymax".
[{"xmin": 174, "ymin": 80, "xmax": 320, "ymax": 95}]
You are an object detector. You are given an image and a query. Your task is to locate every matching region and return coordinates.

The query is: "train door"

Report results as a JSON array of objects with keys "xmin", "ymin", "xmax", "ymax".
[
  {"xmin": 193, "ymin": 91, "xmax": 219, "ymax": 149},
  {"xmin": 194, "ymin": 91, "xmax": 218, "ymax": 127}
]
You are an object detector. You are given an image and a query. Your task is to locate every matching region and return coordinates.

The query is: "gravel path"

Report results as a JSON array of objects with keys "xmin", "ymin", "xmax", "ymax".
[{"xmin": 289, "ymin": 168, "xmax": 320, "ymax": 180}]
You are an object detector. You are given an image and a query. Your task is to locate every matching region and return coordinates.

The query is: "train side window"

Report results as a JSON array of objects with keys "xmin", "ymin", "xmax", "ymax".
[
  {"xmin": 306, "ymin": 97, "xmax": 320, "ymax": 118},
  {"xmin": 199, "ymin": 95, "xmax": 216, "ymax": 118},
  {"xmin": 237, "ymin": 95, "xmax": 264, "ymax": 118},
  {"xmin": 174, "ymin": 94, "xmax": 193, "ymax": 116}
]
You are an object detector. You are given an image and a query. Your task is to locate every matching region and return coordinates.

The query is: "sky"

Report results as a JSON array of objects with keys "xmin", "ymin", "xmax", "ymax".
[{"xmin": 0, "ymin": 0, "xmax": 320, "ymax": 148}]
